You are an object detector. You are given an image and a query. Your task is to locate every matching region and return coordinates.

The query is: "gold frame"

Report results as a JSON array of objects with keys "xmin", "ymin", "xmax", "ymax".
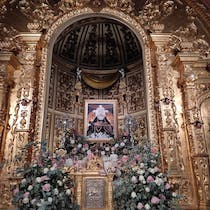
[{"xmin": 84, "ymin": 99, "xmax": 118, "ymax": 142}]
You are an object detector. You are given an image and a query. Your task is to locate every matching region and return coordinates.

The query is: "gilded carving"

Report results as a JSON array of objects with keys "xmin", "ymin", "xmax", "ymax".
[
  {"xmin": 0, "ymin": 1, "xmax": 209, "ymax": 209},
  {"xmin": 35, "ymin": 7, "xmax": 155, "ymax": 145},
  {"xmin": 105, "ymin": 0, "xmax": 135, "ymax": 14}
]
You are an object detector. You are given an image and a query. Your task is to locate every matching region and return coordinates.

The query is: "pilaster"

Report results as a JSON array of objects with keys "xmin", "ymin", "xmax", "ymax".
[
  {"xmin": 172, "ymin": 53, "xmax": 210, "ymax": 209},
  {"xmin": 151, "ymin": 33, "xmax": 197, "ymax": 209},
  {"xmin": 2, "ymin": 33, "xmax": 42, "ymax": 177}
]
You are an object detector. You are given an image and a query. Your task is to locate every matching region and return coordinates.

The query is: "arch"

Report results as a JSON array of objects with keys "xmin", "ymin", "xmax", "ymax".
[{"xmin": 35, "ymin": 7, "xmax": 156, "ymax": 145}]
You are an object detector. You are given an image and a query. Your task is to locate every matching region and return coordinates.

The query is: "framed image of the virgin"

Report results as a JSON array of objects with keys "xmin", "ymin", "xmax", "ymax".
[{"xmin": 84, "ymin": 100, "xmax": 118, "ymax": 141}]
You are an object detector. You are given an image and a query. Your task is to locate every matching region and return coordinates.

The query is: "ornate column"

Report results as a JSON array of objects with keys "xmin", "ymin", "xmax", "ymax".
[
  {"xmin": 173, "ymin": 52, "xmax": 210, "ymax": 209},
  {"xmin": 2, "ymin": 33, "xmax": 42, "ymax": 175},
  {"xmin": 0, "ymin": 53, "xmax": 19, "ymax": 162},
  {"xmin": 151, "ymin": 33, "xmax": 197, "ymax": 209}
]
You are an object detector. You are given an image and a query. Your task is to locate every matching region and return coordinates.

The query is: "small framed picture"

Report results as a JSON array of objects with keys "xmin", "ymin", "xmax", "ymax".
[{"xmin": 84, "ymin": 99, "xmax": 118, "ymax": 141}]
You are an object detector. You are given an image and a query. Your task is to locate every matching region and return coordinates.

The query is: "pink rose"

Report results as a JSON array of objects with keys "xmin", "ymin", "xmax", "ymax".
[
  {"xmin": 130, "ymin": 160, "xmax": 136, "ymax": 166},
  {"xmin": 42, "ymin": 183, "xmax": 51, "ymax": 192},
  {"xmin": 23, "ymin": 192, "xmax": 29, "ymax": 198},
  {"xmin": 151, "ymin": 196, "xmax": 160, "ymax": 204},
  {"xmin": 165, "ymin": 183, "xmax": 171, "ymax": 189},
  {"xmin": 151, "ymin": 147, "xmax": 157, "ymax": 154},
  {"xmin": 131, "ymin": 176, "xmax": 138, "ymax": 184},
  {"xmin": 87, "ymin": 152, "xmax": 94, "ymax": 159},
  {"xmin": 83, "ymin": 144, "xmax": 89, "ymax": 149},
  {"xmin": 147, "ymin": 176, "xmax": 154, "ymax": 183},
  {"xmin": 159, "ymin": 194, "xmax": 166, "ymax": 201},
  {"xmin": 124, "ymin": 131, "xmax": 129, "ymax": 136},
  {"xmin": 137, "ymin": 202, "xmax": 144, "ymax": 209},
  {"xmin": 13, "ymin": 188, "xmax": 19, "ymax": 195},
  {"xmin": 53, "ymin": 163, "xmax": 58, "ymax": 168},
  {"xmin": 41, "ymin": 175, "xmax": 49, "ymax": 182},
  {"xmin": 38, "ymin": 160, "xmax": 42, "ymax": 166},
  {"xmin": 135, "ymin": 155, "xmax": 141, "ymax": 161},
  {"xmin": 121, "ymin": 155, "xmax": 129, "ymax": 163}
]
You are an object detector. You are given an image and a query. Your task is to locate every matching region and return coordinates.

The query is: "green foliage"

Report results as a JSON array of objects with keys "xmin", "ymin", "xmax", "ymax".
[
  {"xmin": 113, "ymin": 144, "xmax": 179, "ymax": 210},
  {"xmin": 12, "ymin": 141, "xmax": 79, "ymax": 210}
]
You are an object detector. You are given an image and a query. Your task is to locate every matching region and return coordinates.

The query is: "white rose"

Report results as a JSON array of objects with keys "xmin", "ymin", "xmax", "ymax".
[
  {"xmin": 70, "ymin": 139, "xmax": 75, "ymax": 144},
  {"xmin": 145, "ymin": 203, "xmax": 151, "ymax": 209},
  {"xmin": 137, "ymin": 169, "xmax": 145, "ymax": 175},
  {"xmin": 54, "ymin": 188, "xmax": 59, "ymax": 195},
  {"xmin": 31, "ymin": 198, "xmax": 36, "ymax": 205},
  {"xmin": 101, "ymin": 151, "xmax": 105, "ymax": 156},
  {"xmin": 120, "ymin": 142, "xmax": 125, "ymax": 147},
  {"xmin": 132, "ymin": 166, "xmax": 139, "ymax": 171},
  {"xmin": 139, "ymin": 175, "xmax": 145, "ymax": 182},
  {"xmin": 131, "ymin": 191, "xmax": 137, "ymax": 198},
  {"xmin": 65, "ymin": 158, "xmax": 73, "ymax": 167},
  {"xmin": 48, "ymin": 197, "xmax": 53, "ymax": 203},
  {"xmin": 66, "ymin": 189, "xmax": 71, "ymax": 195},
  {"xmin": 115, "ymin": 143, "xmax": 119, "ymax": 148},
  {"xmin": 21, "ymin": 178, "xmax": 26, "ymax": 184},
  {"xmin": 145, "ymin": 187, "xmax": 150, "ymax": 192},
  {"xmin": 140, "ymin": 163, "xmax": 144, "ymax": 168},
  {"xmin": 155, "ymin": 177, "xmax": 164, "ymax": 186},
  {"xmin": 27, "ymin": 185, "xmax": 33, "ymax": 191},
  {"xmin": 105, "ymin": 147, "xmax": 110, "ymax": 151},
  {"xmin": 77, "ymin": 143, "xmax": 82, "ymax": 148},
  {"xmin": 36, "ymin": 177, "xmax": 41, "ymax": 183},
  {"xmin": 57, "ymin": 180, "xmax": 63, "ymax": 186},
  {"xmin": 110, "ymin": 154, "xmax": 118, "ymax": 161},
  {"xmin": 50, "ymin": 166, "xmax": 55, "ymax": 171},
  {"xmin": 172, "ymin": 192, "xmax": 177, "ymax": 197},
  {"xmin": 87, "ymin": 150, "xmax": 92, "ymax": 155},
  {"xmin": 149, "ymin": 168, "xmax": 155, "ymax": 174},
  {"xmin": 43, "ymin": 168, "xmax": 49, "ymax": 174},
  {"xmin": 23, "ymin": 197, "xmax": 29, "ymax": 204},
  {"xmin": 36, "ymin": 202, "xmax": 41, "ymax": 207}
]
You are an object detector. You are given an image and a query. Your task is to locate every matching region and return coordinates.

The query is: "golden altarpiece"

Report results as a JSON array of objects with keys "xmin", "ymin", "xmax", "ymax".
[{"xmin": 0, "ymin": 0, "xmax": 210, "ymax": 209}]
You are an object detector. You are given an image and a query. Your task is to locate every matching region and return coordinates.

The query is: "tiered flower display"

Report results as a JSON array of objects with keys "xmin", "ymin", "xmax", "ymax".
[
  {"xmin": 11, "ymin": 119, "xmax": 179, "ymax": 210},
  {"xmin": 12, "ymin": 142, "xmax": 79, "ymax": 210}
]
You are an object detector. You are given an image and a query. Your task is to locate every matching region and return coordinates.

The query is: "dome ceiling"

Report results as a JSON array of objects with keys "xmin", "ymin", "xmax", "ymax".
[{"xmin": 53, "ymin": 17, "xmax": 142, "ymax": 71}]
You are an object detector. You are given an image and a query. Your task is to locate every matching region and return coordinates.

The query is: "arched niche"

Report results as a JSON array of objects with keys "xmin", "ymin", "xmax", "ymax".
[{"xmin": 36, "ymin": 8, "xmax": 156, "ymax": 149}]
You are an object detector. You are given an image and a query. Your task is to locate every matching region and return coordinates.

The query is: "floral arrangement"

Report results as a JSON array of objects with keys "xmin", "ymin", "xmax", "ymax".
[
  {"xmin": 11, "ymin": 115, "xmax": 179, "ymax": 210},
  {"xmin": 12, "ymin": 141, "xmax": 79, "ymax": 210},
  {"xmin": 63, "ymin": 127, "xmax": 179, "ymax": 210},
  {"xmin": 113, "ymin": 144, "xmax": 179, "ymax": 210}
]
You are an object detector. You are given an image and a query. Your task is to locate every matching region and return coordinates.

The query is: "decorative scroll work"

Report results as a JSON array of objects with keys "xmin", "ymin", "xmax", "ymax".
[
  {"xmin": 84, "ymin": 178, "xmax": 105, "ymax": 209},
  {"xmin": 126, "ymin": 67, "xmax": 146, "ymax": 113},
  {"xmin": 56, "ymin": 69, "xmax": 75, "ymax": 113}
]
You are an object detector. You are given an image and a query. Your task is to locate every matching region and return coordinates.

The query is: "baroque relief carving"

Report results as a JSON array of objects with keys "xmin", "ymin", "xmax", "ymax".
[{"xmin": 35, "ymin": 7, "xmax": 155, "ymax": 146}]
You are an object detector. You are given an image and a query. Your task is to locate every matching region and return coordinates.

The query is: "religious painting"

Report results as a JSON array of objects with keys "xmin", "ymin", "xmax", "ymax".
[{"xmin": 84, "ymin": 100, "xmax": 118, "ymax": 141}]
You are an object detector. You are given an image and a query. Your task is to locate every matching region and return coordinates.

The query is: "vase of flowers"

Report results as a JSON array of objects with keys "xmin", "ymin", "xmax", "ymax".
[{"xmin": 12, "ymin": 141, "xmax": 79, "ymax": 210}]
